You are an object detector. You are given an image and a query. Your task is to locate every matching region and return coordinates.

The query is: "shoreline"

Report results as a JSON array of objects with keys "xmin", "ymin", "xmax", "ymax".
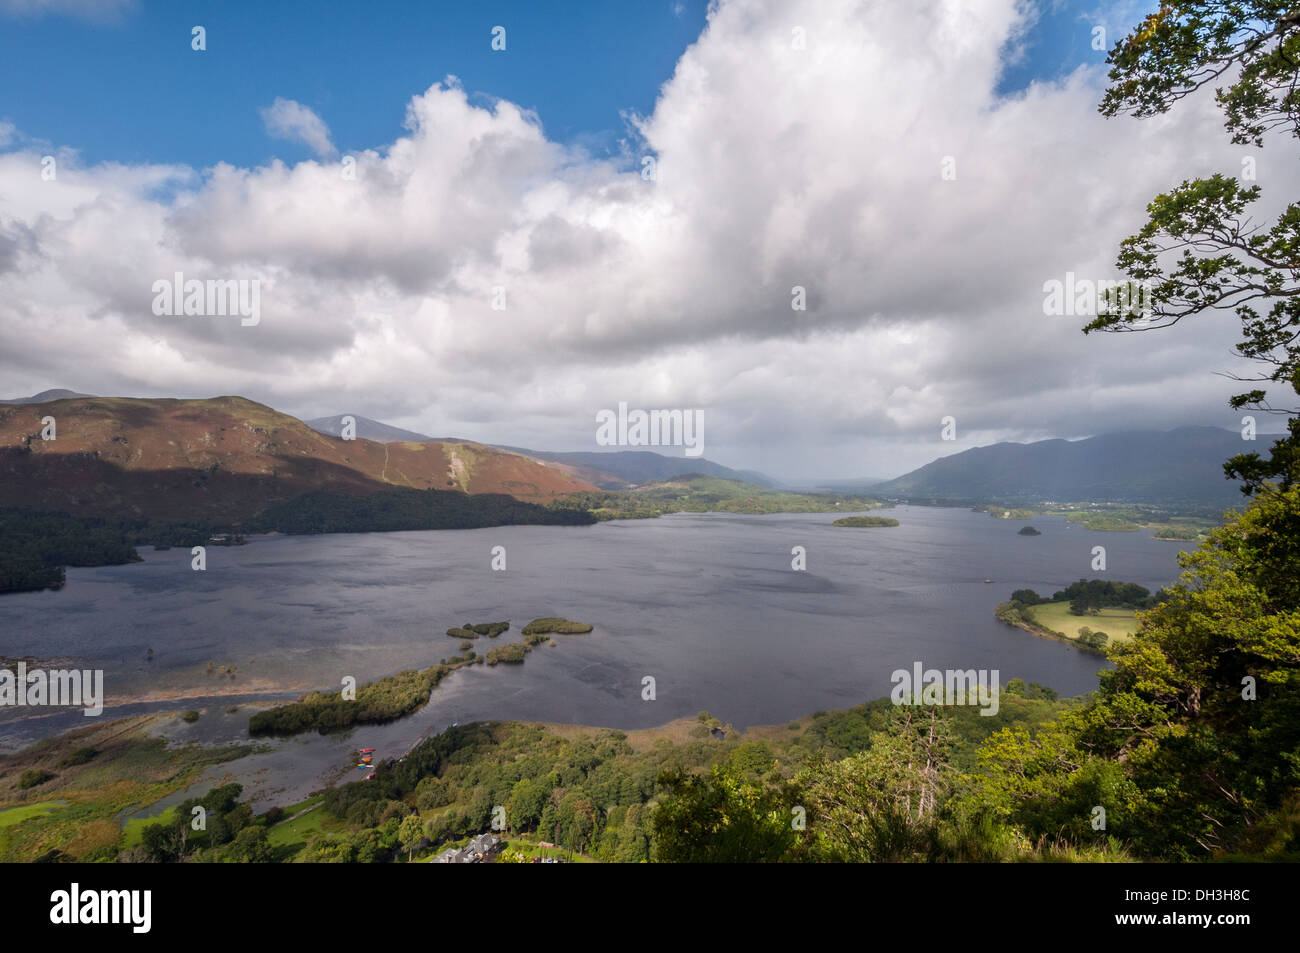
[{"xmin": 995, "ymin": 606, "xmax": 1107, "ymax": 657}]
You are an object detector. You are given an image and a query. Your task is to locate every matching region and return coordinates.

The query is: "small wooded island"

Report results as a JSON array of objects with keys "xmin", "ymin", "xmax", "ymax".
[
  {"xmin": 249, "ymin": 615, "xmax": 594, "ymax": 735},
  {"xmin": 1018, "ymin": 526, "xmax": 1042, "ymax": 535},
  {"xmin": 832, "ymin": 515, "xmax": 900, "ymax": 527}
]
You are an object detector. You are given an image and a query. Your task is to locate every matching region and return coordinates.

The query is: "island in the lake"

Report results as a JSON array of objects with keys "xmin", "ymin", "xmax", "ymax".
[
  {"xmin": 249, "ymin": 616, "xmax": 593, "ymax": 735},
  {"xmin": 833, "ymin": 515, "xmax": 900, "ymax": 527}
]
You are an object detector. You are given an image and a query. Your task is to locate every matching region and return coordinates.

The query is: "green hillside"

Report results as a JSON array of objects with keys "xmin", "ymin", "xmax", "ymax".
[{"xmin": 552, "ymin": 474, "xmax": 883, "ymax": 520}]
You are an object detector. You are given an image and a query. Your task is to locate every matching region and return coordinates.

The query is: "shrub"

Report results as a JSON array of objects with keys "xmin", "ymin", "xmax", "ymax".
[
  {"xmin": 486, "ymin": 643, "xmax": 528, "ymax": 666},
  {"xmin": 17, "ymin": 768, "xmax": 54, "ymax": 789},
  {"xmin": 60, "ymin": 746, "xmax": 98, "ymax": 767}
]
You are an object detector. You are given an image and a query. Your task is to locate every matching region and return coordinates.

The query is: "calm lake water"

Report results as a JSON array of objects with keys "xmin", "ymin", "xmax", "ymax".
[{"xmin": 1, "ymin": 506, "xmax": 1189, "ymax": 760}]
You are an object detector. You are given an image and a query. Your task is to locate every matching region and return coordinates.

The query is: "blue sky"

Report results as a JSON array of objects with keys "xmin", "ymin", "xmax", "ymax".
[
  {"xmin": 2, "ymin": 0, "xmax": 1109, "ymax": 169},
  {"xmin": 2, "ymin": 0, "xmax": 710, "ymax": 166}
]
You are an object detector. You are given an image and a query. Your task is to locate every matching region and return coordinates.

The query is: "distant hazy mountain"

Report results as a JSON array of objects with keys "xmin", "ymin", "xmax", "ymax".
[
  {"xmin": 872, "ymin": 427, "xmax": 1263, "ymax": 510},
  {"xmin": 306, "ymin": 414, "xmax": 432, "ymax": 443},
  {"xmin": 809, "ymin": 476, "xmax": 888, "ymax": 492},
  {"xmin": 494, "ymin": 447, "xmax": 779, "ymax": 489},
  {"xmin": 0, "ymin": 388, "xmax": 94, "ymax": 404}
]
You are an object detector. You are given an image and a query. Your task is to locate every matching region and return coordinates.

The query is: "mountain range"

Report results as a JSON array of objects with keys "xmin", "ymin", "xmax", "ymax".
[
  {"xmin": 304, "ymin": 412, "xmax": 775, "ymax": 488},
  {"xmin": 0, "ymin": 390, "xmax": 1264, "ymax": 520},
  {"xmin": 870, "ymin": 426, "xmax": 1262, "ymax": 510},
  {"xmin": 0, "ymin": 395, "xmax": 596, "ymax": 523}
]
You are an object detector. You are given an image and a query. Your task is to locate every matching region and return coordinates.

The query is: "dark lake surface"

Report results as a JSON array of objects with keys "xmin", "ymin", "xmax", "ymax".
[{"xmin": 0, "ymin": 506, "xmax": 1191, "ymax": 803}]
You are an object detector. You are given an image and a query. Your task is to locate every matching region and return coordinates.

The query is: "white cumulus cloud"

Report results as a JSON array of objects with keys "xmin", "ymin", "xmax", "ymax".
[
  {"xmin": 260, "ymin": 98, "xmax": 337, "ymax": 159},
  {"xmin": 0, "ymin": 0, "xmax": 1289, "ymax": 480}
]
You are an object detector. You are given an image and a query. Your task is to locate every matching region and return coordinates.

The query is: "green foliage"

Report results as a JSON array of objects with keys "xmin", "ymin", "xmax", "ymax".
[
  {"xmin": 1099, "ymin": 2, "xmax": 1300, "ymax": 148},
  {"xmin": 1095, "ymin": 4, "xmax": 1300, "ymax": 493},
  {"xmin": 59, "ymin": 747, "xmax": 98, "ymax": 767},
  {"xmin": 485, "ymin": 643, "xmax": 528, "ymax": 666},
  {"xmin": 977, "ymin": 485, "xmax": 1300, "ymax": 859},
  {"xmin": 0, "ymin": 508, "xmax": 137, "ymax": 593},
  {"xmin": 521, "ymin": 617, "xmax": 593, "ymax": 636},
  {"xmin": 1064, "ymin": 512, "xmax": 1142, "ymax": 532},
  {"xmin": 1010, "ymin": 589, "xmax": 1046, "ymax": 606},
  {"xmin": 16, "ymin": 768, "xmax": 55, "ymax": 790},
  {"xmin": 1051, "ymin": 578, "xmax": 1156, "ymax": 611},
  {"xmin": 250, "ymin": 487, "xmax": 596, "ymax": 535},
  {"xmin": 798, "ymin": 707, "xmax": 957, "ymax": 861},
  {"xmin": 1076, "ymin": 627, "xmax": 1110, "ymax": 649},
  {"xmin": 994, "ymin": 601, "xmax": 1029, "ymax": 629},
  {"xmin": 651, "ymin": 765, "xmax": 799, "ymax": 862},
  {"xmin": 227, "ymin": 826, "xmax": 275, "ymax": 862},
  {"xmin": 551, "ymin": 476, "xmax": 881, "ymax": 520},
  {"xmin": 249, "ymin": 660, "xmax": 465, "ymax": 736},
  {"xmin": 0, "ymin": 507, "xmax": 255, "ymax": 595},
  {"xmin": 133, "ymin": 783, "xmax": 252, "ymax": 862},
  {"xmin": 832, "ymin": 515, "xmax": 900, "ymax": 527}
]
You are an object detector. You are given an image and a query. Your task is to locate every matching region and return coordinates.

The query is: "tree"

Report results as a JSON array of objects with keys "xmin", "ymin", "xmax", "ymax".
[
  {"xmin": 651, "ymin": 765, "xmax": 799, "ymax": 863},
  {"xmin": 399, "ymin": 814, "xmax": 424, "ymax": 862},
  {"xmin": 228, "ymin": 826, "xmax": 274, "ymax": 863},
  {"xmin": 1099, "ymin": 3, "xmax": 1300, "ymax": 146},
  {"xmin": 975, "ymin": 485, "xmax": 1300, "ymax": 858},
  {"xmin": 557, "ymin": 791, "xmax": 597, "ymax": 854},
  {"xmin": 798, "ymin": 706, "xmax": 958, "ymax": 861},
  {"xmin": 1091, "ymin": 2, "xmax": 1300, "ymax": 493},
  {"xmin": 507, "ymin": 777, "xmax": 548, "ymax": 831},
  {"xmin": 139, "ymin": 821, "xmax": 183, "ymax": 863}
]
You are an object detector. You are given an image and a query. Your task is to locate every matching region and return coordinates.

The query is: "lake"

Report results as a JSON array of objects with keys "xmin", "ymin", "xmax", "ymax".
[{"xmin": 0, "ymin": 505, "xmax": 1189, "ymax": 760}]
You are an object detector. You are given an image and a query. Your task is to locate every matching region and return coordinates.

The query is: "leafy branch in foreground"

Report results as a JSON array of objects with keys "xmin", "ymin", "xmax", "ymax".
[
  {"xmin": 1100, "ymin": 2, "xmax": 1300, "ymax": 147},
  {"xmin": 1091, "ymin": 2, "xmax": 1300, "ymax": 493}
]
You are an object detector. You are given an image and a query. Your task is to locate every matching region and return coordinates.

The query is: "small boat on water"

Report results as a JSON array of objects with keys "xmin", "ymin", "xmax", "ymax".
[{"xmin": 359, "ymin": 748, "xmax": 375, "ymax": 753}]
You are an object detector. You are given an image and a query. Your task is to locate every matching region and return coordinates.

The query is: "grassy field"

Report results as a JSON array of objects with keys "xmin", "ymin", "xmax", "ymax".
[
  {"xmin": 0, "ymin": 801, "xmax": 65, "ymax": 828},
  {"xmin": 267, "ymin": 802, "xmax": 335, "ymax": 850},
  {"xmin": 556, "ymin": 475, "xmax": 884, "ymax": 520},
  {"xmin": 121, "ymin": 805, "xmax": 177, "ymax": 849},
  {"xmin": 1027, "ymin": 602, "xmax": 1139, "ymax": 644},
  {"xmin": 0, "ymin": 713, "xmax": 253, "ymax": 861}
]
